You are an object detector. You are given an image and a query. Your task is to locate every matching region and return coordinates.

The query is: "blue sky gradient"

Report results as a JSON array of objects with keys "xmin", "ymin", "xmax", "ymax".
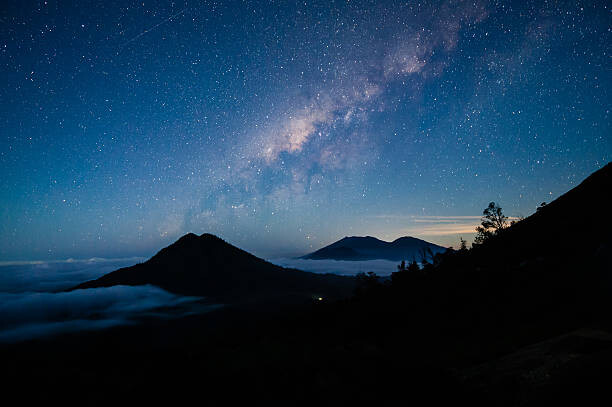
[{"xmin": 1, "ymin": 0, "xmax": 610, "ymax": 260}]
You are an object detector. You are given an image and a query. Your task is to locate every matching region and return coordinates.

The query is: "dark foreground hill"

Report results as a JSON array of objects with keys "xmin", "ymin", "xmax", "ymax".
[
  {"xmin": 2, "ymin": 163, "xmax": 611, "ymax": 406},
  {"xmin": 356, "ymin": 161, "xmax": 612, "ymax": 404},
  {"xmin": 75, "ymin": 233, "xmax": 354, "ymax": 303},
  {"xmin": 302, "ymin": 235, "xmax": 448, "ymax": 261}
]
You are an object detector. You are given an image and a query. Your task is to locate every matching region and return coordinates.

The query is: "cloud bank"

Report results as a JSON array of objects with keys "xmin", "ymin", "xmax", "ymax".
[
  {"xmin": 0, "ymin": 257, "xmax": 144, "ymax": 294},
  {"xmin": 0, "ymin": 260, "xmax": 213, "ymax": 343},
  {"xmin": 0, "ymin": 285, "xmax": 204, "ymax": 343},
  {"xmin": 270, "ymin": 257, "xmax": 398, "ymax": 277}
]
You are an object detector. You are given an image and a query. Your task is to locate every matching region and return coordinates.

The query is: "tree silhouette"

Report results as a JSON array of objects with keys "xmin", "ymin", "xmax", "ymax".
[
  {"xmin": 355, "ymin": 271, "xmax": 381, "ymax": 295},
  {"xmin": 419, "ymin": 247, "xmax": 433, "ymax": 264},
  {"xmin": 407, "ymin": 260, "xmax": 420, "ymax": 272},
  {"xmin": 392, "ymin": 260, "xmax": 421, "ymax": 285},
  {"xmin": 459, "ymin": 237, "xmax": 468, "ymax": 251},
  {"xmin": 474, "ymin": 202, "xmax": 508, "ymax": 244}
]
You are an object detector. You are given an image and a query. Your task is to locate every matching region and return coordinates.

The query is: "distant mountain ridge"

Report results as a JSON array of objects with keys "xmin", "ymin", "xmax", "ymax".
[
  {"xmin": 302, "ymin": 235, "xmax": 448, "ymax": 261},
  {"xmin": 75, "ymin": 233, "xmax": 354, "ymax": 303}
]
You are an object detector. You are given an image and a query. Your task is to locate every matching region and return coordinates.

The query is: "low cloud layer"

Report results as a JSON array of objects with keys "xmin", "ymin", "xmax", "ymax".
[
  {"xmin": 270, "ymin": 258, "xmax": 398, "ymax": 277},
  {"xmin": 0, "ymin": 285, "xmax": 205, "ymax": 343},
  {"xmin": 0, "ymin": 260, "xmax": 212, "ymax": 343},
  {"xmin": 0, "ymin": 257, "xmax": 144, "ymax": 294}
]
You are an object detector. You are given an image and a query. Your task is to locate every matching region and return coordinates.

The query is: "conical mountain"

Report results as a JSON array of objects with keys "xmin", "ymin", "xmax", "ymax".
[{"xmin": 75, "ymin": 233, "xmax": 353, "ymax": 302}]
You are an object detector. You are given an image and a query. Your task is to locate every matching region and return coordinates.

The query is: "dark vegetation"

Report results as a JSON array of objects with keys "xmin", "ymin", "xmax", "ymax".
[{"xmin": 2, "ymin": 163, "xmax": 611, "ymax": 406}]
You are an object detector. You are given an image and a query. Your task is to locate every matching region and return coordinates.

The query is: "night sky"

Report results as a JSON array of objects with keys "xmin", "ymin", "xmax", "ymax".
[{"xmin": 1, "ymin": 0, "xmax": 610, "ymax": 261}]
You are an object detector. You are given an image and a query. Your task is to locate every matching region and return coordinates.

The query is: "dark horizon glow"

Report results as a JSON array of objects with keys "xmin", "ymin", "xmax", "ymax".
[{"xmin": 1, "ymin": 0, "xmax": 610, "ymax": 261}]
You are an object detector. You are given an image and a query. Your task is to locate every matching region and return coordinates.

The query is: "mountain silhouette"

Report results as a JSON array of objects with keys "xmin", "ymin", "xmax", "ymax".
[
  {"xmin": 75, "ymin": 233, "xmax": 354, "ymax": 303},
  {"xmin": 465, "ymin": 161, "xmax": 611, "ymax": 269},
  {"xmin": 302, "ymin": 235, "xmax": 448, "ymax": 261},
  {"xmin": 5, "ymin": 163, "xmax": 612, "ymax": 406}
]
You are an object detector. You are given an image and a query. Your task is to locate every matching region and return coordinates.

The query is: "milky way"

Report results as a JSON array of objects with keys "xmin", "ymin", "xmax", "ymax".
[{"xmin": 0, "ymin": 0, "xmax": 610, "ymax": 260}]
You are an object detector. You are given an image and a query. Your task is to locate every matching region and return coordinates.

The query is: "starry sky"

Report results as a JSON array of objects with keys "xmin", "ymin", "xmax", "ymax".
[{"xmin": 1, "ymin": 0, "xmax": 610, "ymax": 261}]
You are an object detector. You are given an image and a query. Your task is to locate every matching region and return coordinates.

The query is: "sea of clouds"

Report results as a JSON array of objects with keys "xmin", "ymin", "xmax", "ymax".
[
  {"xmin": 0, "ymin": 256, "xmax": 400, "ymax": 343},
  {"xmin": 0, "ymin": 258, "xmax": 208, "ymax": 343},
  {"xmin": 269, "ymin": 257, "xmax": 399, "ymax": 276}
]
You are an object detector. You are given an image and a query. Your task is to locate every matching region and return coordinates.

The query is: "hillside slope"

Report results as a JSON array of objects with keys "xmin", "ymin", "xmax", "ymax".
[{"xmin": 75, "ymin": 233, "xmax": 354, "ymax": 303}]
